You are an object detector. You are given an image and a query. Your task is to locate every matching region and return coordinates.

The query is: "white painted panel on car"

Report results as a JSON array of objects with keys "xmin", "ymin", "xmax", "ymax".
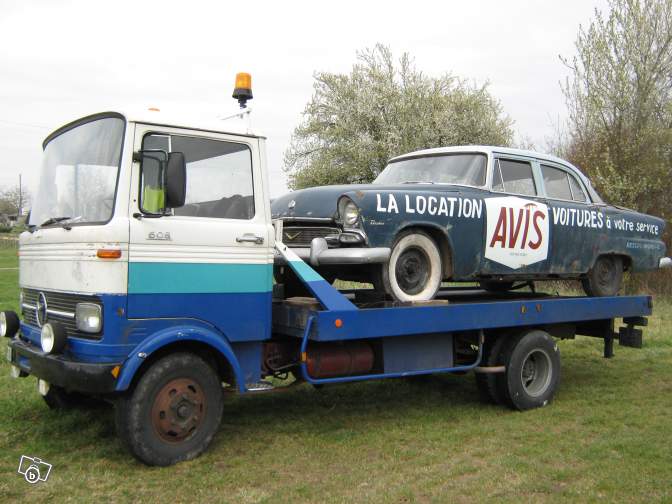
[{"xmin": 484, "ymin": 196, "xmax": 549, "ymax": 269}]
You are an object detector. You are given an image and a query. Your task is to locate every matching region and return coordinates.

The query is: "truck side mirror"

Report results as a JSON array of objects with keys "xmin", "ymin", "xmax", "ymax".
[{"xmin": 165, "ymin": 152, "xmax": 186, "ymax": 208}]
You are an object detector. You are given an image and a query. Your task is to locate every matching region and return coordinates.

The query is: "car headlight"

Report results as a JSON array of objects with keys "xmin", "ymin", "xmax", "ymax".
[
  {"xmin": 75, "ymin": 303, "xmax": 102, "ymax": 333},
  {"xmin": 339, "ymin": 198, "xmax": 360, "ymax": 227},
  {"xmin": 41, "ymin": 322, "xmax": 67, "ymax": 354}
]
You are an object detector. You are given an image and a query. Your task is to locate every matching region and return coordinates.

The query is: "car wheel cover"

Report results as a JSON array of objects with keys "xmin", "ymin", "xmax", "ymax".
[
  {"xmin": 395, "ymin": 246, "xmax": 430, "ymax": 295},
  {"xmin": 388, "ymin": 233, "xmax": 442, "ymax": 301}
]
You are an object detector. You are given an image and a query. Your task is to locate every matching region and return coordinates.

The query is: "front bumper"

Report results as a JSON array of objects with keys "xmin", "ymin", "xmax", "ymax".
[
  {"xmin": 274, "ymin": 241, "xmax": 391, "ymax": 267},
  {"xmin": 8, "ymin": 337, "xmax": 120, "ymax": 394}
]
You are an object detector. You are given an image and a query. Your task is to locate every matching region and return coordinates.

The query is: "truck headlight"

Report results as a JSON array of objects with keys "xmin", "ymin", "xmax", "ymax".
[
  {"xmin": 339, "ymin": 198, "xmax": 360, "ymax": 227},
  {"xmin": 75, "ymin": 303, "xmax": 102, "ymax": 333},
  {"xmin": 41, "ymin": 322, "xmax": 67, "ymax": 354}
]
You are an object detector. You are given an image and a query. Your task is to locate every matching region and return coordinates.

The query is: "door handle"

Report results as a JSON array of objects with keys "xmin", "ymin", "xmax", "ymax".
[{"xmin": 236, "ymin": 234, "xmax": 264, "ymax": 245}]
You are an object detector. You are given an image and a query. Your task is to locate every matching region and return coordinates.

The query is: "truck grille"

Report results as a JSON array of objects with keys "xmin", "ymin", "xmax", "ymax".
[
  {"xmin": 282, "ymin": 226, "xmax": 340, "ymax": 247},
  {"xmin": 21, "ymin": 289, "xmax": 103, "ymax": 340}
]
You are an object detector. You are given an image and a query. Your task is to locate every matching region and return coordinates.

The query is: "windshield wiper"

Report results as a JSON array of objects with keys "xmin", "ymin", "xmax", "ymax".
[
  {"xmin": 39, "ymin": 216, "xmax": 72, "ymax": 227},
  {"xmin": 38, "ymin": 216, "xmax": 82, "ymax": 229}
]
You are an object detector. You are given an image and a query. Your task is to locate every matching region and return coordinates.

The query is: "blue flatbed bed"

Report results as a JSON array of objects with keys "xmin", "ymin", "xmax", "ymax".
[{"xmin": 274, "ymin": 288, "xmax": 652, "ymax": 342}]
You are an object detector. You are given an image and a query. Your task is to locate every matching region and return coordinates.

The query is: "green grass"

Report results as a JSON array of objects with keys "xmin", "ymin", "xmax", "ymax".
[{"xmin": 1, "ymin": 248, "xmax": 671, "ymax": 502}]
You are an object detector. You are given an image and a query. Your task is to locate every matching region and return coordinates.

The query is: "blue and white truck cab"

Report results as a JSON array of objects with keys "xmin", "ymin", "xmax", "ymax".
[{"xmin": 1, "ymin": 75, "xmax": 660, "ymax": 466}]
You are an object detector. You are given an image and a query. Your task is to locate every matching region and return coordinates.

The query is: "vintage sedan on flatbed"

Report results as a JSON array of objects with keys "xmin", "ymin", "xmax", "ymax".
[{"xmin": 272, "ymin": 146, "xmax": 668, "ymax": 301}]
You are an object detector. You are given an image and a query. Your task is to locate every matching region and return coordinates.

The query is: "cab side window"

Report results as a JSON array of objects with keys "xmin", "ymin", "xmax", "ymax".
[
  {"xmin": 141, "ymin": 134, "xmax": 255, "ymax": 219},
  {"xmin": 492, "ymin": 159, "xmax": 536, "ymax": 196},
  {"xmin": 541, "ymin": 164, "xmax": 588, "ymax": 202}
]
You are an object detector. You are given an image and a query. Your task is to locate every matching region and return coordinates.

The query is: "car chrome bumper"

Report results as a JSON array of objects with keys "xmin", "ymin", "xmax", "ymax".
[
  {"xmin": 660, "ymin": 257, "xmax": 672, "ymax": 269},
  {"xmin": 274, "ymin": 239, "xmax": 390, "ymax": 267}
]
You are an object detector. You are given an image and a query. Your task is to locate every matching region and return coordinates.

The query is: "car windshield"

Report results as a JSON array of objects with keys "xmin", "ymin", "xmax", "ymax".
[
  {"xmin": 29, "ymin": 116, "xmax": 124, "ymax": 227},
  {"xmin": 373, "ymin": 153, "xmax": 487, "ymax": 186}
]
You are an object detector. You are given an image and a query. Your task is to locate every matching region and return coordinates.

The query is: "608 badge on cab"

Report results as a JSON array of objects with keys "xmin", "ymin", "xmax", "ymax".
[{"xmin": 147, "ymin": 231, "xmax": 172, "ymax": 241}]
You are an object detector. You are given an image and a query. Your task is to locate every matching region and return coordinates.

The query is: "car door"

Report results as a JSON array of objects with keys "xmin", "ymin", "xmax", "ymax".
[
  {"xmin": 481, "ymin": 155, "xmax": 551, "ymax": 276},
  {"xmin": 127, "ymin": 125, "xmax": 274, "ymax": 341},
  {"xmin": 539, "ymin": 162, "xmax": 601, "ymax": 275}
]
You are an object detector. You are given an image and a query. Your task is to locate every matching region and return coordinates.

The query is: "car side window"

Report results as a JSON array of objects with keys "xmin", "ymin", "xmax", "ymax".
[
  {"xmin": 541, "ymin": 165, "xmax": 572, "ymax": 200},
  {"xmin": 568, "ymin": 174, "xmax": 588, "ymax": 202},
  {"xmin": 492, "ymin": 159, "xmax": 536, "ymax": 196},
  {"xmin": 541, "ymin": 164, "xmax": 589, "ymax": 202},
  {"xmin": 141, "ymin": 134, "xmax": 255, "ymax": 219}
]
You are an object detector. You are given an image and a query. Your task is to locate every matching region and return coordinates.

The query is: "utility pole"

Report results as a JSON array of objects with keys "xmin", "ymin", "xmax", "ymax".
[{"xmin": 18, "ymin": 174, "xmax": 22, "ymax": 216}]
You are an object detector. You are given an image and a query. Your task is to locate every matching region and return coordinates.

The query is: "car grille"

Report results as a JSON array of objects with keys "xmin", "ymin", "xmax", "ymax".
[
  {"xmin": 21, "ymin": 289, "xmax": 103, "ymax": 340},
  {"xmin": 282, "ymin": 226, "xmax": 340, "ymax": 247}
]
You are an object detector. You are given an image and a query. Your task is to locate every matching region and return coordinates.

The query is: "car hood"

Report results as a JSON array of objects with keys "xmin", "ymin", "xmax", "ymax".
[{"xmin": 271, "ymin": 183, "xmax": 471, "ymax": 220}]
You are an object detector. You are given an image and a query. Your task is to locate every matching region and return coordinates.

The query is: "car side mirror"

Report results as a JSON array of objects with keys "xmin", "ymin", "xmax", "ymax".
[{"xmin": 165, "ymin": 152, "xmax": 186, "ymax": 209}]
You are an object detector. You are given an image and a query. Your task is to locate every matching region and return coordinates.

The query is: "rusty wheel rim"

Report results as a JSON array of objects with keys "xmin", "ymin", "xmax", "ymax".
[{"xmin": 151, "ymin": 378, "xmax": 206, "ymax": 443}]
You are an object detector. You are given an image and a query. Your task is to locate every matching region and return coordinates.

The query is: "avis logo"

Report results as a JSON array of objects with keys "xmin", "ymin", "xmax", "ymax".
[{"xmin": 485, "ymin": 196, "xmax": 549, "ymax": 269}]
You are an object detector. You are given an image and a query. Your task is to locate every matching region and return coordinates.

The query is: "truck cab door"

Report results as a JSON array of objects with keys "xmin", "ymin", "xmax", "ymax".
[{"xmin": 127, "ymin": 125, "xmax": 274, "ymax": 342}]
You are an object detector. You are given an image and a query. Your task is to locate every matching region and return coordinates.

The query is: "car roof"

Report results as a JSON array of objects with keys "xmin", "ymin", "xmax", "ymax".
[
  {"xmin": 388, "ymin": 145, "xmax": 603, "ymax": 203},
  {"xmin": 391, "ymin": 145, "xmax": 575, "ymax": 168}
]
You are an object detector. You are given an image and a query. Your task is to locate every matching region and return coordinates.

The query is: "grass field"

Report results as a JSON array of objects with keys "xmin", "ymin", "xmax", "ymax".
[{"xmin": 0, "ymin": 248, "xmax": 670, "ymax": 503}]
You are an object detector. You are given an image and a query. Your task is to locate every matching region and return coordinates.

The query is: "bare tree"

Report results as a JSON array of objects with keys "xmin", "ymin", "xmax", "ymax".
[{"xmin": 561, "ymin": 0, "xmax": 672, "ymax": 218}]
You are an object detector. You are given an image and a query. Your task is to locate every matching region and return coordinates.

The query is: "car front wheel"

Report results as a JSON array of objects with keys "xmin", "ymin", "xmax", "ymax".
[{"xmin": 380, "ymin": 230, "xmax": 443, "ymax": 302}]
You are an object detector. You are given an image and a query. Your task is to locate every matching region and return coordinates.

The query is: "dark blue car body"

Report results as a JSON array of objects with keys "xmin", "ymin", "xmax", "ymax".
[{"xmin": 272, "ymin": 146, "xmax": 666, "ymax": 297}]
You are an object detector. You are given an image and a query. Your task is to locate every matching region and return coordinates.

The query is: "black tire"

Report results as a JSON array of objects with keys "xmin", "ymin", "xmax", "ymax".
[
  {"xmin": 115, "ymin": 352, "xmax": 223, "ymax": 466},
  {"xmin": 479, "ymin": 280, "xmax": 515, "ymax": 292},
  {"xmin": 42, "ymin": 385, "xmax": 101, "ymax": 410},
  {"xmin": 498, "ymin": 330, "xmax": 561, "ymax": 411},
  {"xmin": 475, "ymin": 334, "xmax": 509, "ymax": 405},
  {"xmin": 381, "ymin": 230, "xmax": 443, "ymax": 302},
  {"xmin": 582, "ymin": 255, "xmax": 623, "ymax": 297}
]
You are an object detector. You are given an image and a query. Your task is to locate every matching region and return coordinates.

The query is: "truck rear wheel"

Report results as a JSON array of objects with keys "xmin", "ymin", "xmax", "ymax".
[
  {"xmin": 115, "ymin": 352, "xmax": 223, "ymax": 466},
  {"xmin": 475, "ymin": 334, "xmax": 508, "ymax": 405},
  {"xmin": 499, "ymin": 330, "xmax": 560, "ymax": 411}
]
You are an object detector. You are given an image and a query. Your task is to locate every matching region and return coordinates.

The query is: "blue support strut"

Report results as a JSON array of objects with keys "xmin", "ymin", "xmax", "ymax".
[{"xmin": 299, "ymin": 316, "xmax": 485, "ymax": 385}]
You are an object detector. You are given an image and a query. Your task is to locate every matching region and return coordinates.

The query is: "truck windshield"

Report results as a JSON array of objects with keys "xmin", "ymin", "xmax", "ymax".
[
  {"xmin": 29, "ymin": 116, "xmax": 124, "ymax": 227},
  {"xmin": 373, "ymin": 153, "xmax": 487, "ymax": 187}
]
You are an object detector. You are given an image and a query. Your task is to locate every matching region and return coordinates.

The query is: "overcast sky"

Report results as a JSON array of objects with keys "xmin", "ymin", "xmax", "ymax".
[{"xmin": 0, "ymin": 0, "xmax": 608, "ymax": 199}]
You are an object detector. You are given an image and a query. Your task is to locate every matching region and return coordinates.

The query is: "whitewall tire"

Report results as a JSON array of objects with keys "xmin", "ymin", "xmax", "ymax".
[{"xmin": 381, "ymin": 230, "xmax": 443, "ymax": 302}]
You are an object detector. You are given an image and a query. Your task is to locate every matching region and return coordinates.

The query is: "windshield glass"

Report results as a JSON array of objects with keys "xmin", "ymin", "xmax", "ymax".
[
  {"xmin": 29, "ymin": 116, "xmax": 124, "ymax": 227},
  {"xmin": 373, "ymin": 153, "xmax": 487, "ymax": 186}
]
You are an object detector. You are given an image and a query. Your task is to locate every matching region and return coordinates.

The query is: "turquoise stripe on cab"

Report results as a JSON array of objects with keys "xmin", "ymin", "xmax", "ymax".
[{"xmin": 129, "ymin": 262, "xmax": 272, "ymax": 294}]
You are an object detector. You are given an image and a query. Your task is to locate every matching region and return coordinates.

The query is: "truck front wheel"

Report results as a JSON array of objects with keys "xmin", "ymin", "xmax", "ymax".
[
  {"xmin": 115, "ymin": 352, "xmax": 224, "ymax": 466},
  {"xmin": 498, "ymin": 330, "xmax": 560, "ymax": 411}
]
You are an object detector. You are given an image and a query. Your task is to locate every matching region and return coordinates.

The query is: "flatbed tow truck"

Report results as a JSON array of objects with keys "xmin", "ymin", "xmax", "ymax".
[{"xmin": 1, "ymin": 74, "xmax": 661, "ymax": 466}]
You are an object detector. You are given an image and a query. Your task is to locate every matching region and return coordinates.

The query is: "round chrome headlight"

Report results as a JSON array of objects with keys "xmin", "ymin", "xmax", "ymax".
[
  {"xmin": 41, "ymin": 323, "xmax": 54, "ymax": 353},
  {"xmin": 40, "ymin": 323, "xmax": 67, "ymax": 354},
  {"xmin": 341, "ymin": 199, "xmax": 360, "ymax": 226},
  {"xmin": 0, "ymin": 312, "xmax": 6, "ymax": 337}
]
